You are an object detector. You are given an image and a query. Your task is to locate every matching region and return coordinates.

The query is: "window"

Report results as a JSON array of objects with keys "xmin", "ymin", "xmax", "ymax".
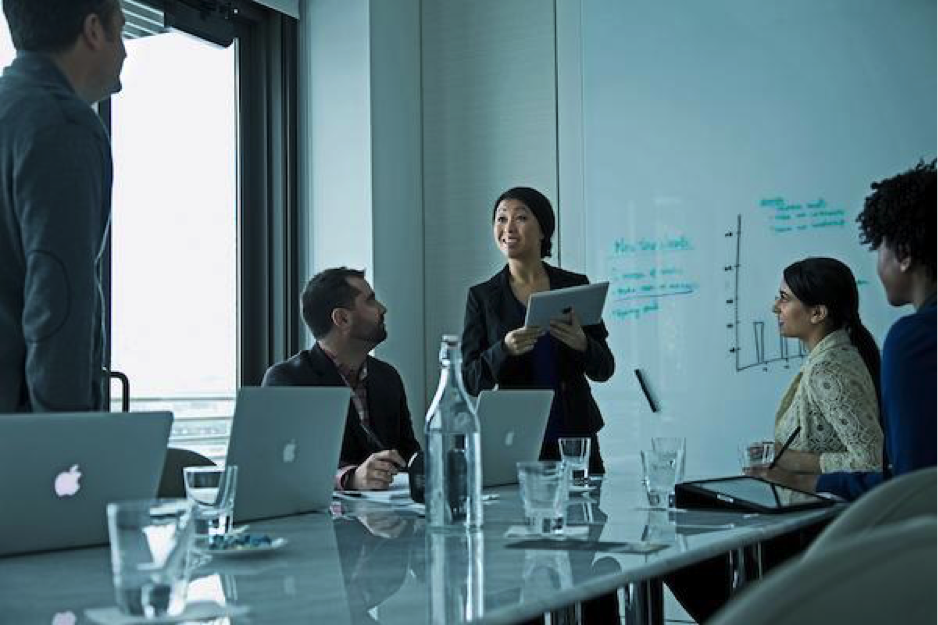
[
  {"xmin": 0, "ymin": 14, "xmax": 13, "ymax": 66},
  {"xmin": 106, "ymin": 1, "xmax": 299, "ymax": 461},
  {"xmin": 108, "ymin": 32, "xmax": 237, "ymax": 460}
]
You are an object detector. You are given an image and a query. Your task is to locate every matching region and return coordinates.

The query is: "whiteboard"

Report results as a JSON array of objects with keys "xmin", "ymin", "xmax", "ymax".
[{"xmin": 557, "ymin": 0, "xmax": 937, "ymax": 477}]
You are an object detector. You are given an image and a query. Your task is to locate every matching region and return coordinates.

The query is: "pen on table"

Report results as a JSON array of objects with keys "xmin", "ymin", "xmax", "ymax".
[
  {"xmin": 633, "ymin": 369, "xmax": 658, "ymax": 412},
  {"xmin": 768, "ymin": 426, "xmax": 802, "ymax": 470}
]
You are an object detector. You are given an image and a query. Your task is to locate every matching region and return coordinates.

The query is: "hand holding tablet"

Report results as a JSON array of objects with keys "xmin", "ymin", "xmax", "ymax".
[
  {"xmin": 523, "ymin": 282, "xmax": 609, "ymax": 329},
  {"xmin": 548, "ymin": 310, "xmax": 588, "ymax": 352},
  {"xmin": 503, "ymin": 326, "xmax": 543, "ymax": 356}
]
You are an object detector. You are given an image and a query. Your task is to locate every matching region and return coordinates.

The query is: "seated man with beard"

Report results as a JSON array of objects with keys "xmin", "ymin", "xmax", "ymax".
[{"xmin": 263, "ymin": 268, "xmax": 420, "ymax": 491}]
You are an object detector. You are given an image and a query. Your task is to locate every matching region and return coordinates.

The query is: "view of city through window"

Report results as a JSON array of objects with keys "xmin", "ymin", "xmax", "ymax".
[{"xmin": 110, "ymin": 32, "xmax": 237, "ymax": 458}]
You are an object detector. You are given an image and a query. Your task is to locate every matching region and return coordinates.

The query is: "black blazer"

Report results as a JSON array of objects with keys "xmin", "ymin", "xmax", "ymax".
[
  {"xmin": 262, "ymin": 344, "xmax": 421, "ymax": 471},
  {"xmin": 461, "ymin": 263, "xmax": 615, "ymax": 437}
]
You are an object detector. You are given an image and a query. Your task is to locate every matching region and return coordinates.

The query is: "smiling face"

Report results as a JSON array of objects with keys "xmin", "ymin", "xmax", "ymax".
[
  {"xmin": 493, "ymin": 198, "xmax": 544, "ymax": 261},
  {"xmin": 344, "ymin": 277, "xmax": 388, "ymax": 346},
  {"xmin": 772, "ymin": 279, "xmax": 818, "ymax": 340}
]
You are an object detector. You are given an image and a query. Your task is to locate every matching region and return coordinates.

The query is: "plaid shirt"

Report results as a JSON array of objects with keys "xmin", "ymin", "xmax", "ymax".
[
  {"xmin": 321, "ymin": 347, "xmax": 370, "ymax": 429},
  {"xmin": 321, "ymin": 347, "xmax": 372, "ymax": 490}
]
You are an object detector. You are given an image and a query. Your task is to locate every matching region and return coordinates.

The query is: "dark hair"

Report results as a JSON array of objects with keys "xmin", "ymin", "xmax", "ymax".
[
  {"xmin": 857, "ymin": 159, "xmax": 936, "ymax": 278},
  {"xmin": 783, "ymin": 257, "xmax": 881, "ymax": 402},
  {"xmin": 492, "ymin": 186, "xmax": 555, "ymax": 258},
  {"xmin": 2, "ymin": 0, "xmax": 117, "ymax": 53},
  {"xmin": 301, "ymin": 267, "xmax": 366, "ymax": 340}
]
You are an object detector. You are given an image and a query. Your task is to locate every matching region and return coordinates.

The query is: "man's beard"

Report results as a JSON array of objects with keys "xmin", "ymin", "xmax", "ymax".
[{"xmin": 352, "ymin": 321, "xmax": 387, "ymax": 346}]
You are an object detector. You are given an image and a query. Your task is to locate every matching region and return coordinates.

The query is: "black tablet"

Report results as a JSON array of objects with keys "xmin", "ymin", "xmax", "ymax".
[{"xmin": 675, "ymin": 476, "xmax": 837, "ymax": 514}]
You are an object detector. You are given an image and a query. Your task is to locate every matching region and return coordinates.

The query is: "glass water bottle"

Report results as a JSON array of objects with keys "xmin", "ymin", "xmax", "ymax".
[{"xmin": 425, "ymin": 335, "xmax": 483, "ymax": 530}]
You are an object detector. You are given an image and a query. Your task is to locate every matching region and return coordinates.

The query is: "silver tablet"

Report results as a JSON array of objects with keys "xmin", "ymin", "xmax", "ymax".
[{"xmin": 524, "ymin": 282, "xmax": 609, "ymax": 328}]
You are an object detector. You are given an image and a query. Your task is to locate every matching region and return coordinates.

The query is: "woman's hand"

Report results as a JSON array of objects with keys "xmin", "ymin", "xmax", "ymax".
[
  {"xmin": 549, "ymin": 310, "xmax": 588, "ymax": 352},
  {"xmin": 770, "ymin": 446, "xmax": 821, "ymax": 473},
  {"xmin": 744, "ymin": 465, "xmax": 819, "ymax": 493},
  {"xmin": 503, "ymin": 326, "xmax": 543, "ymax": 356}
]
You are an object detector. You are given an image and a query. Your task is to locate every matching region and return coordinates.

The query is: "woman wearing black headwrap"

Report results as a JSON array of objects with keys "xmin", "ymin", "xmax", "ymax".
[{"xmin": 460, "ymin": 187, "xmax": 615, "ymax": 474}]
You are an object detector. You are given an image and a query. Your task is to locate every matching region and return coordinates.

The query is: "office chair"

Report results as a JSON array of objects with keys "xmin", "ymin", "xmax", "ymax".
[
  {"xmin": 709, "ymin": 517, "xmax": 937, "ymax": 625},
  {"xmin": 806, "ymin": 466, "xmax": 936, "ymax": 557},
  {"xmin": 158, "ymin": 447, "xmax": 215, "ymax": 498},
  {"xmin": 104, "ymin": 368, "xmax": 217, "ymax": 497}
]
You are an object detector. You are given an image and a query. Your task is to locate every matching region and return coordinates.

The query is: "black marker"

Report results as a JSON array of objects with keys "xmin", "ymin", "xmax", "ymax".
[
  {"xmin": 768, "ymin": 426, "xmax": 801, "ymax": 470},
  {"xmin": 634, "ymin": 369, "xmax": 658, "ymax": 412}
]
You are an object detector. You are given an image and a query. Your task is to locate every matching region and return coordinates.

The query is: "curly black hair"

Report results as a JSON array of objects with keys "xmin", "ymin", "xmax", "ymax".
[{"xmin": 857, "ymin": 159, "xmax": 936, "ymax": 278}]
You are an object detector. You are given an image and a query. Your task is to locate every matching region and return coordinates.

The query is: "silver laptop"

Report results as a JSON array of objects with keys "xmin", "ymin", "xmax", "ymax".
[
  {"xmin": 227, "ymin": 387, "xmax": 350, "ymax": 522},
  {"xmin": 0, "ymin": 411, "xmax": 172, "ymax": 557},
  {"xmin": 477, "ymin": 390, "xmax": 554, "ymax": 487}
]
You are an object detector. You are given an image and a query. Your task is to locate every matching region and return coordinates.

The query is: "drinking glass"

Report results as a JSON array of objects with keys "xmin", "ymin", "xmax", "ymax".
[
  {"xmin": 517, "ymin": 461, "xmax": 569, "ymax": 534},
  {"xmin": 183, "ymin": 465, "xmax": 238, "ymax": 545},
  {"xmin": 640, "ymin": 450, "xmax": 679, "ymax": 508},
  {"xmin": 107, "ymin": 499, "xmax": 194, "ymax": 618},
  {"xmin": 558, "ymin": 437, "xmax": 591, "ymax": 488},
  {"xmin": 651, "ymin": 437, "xmax": 686, "ymax": 482},
  {"xmin": 738, "ymin": 441, "xmax": 775, "ymax": 470}
]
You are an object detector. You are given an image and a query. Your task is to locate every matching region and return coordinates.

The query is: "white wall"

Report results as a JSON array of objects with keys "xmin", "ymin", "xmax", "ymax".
[
  {"xmin": 421, "ymin": 0, "xmax": 559, "ymax": 401},
  {"xmin": 369, "ymin": 0, "xmax": 425, "ymax": 434},
  {"xmin": 299, "ymin": 0, "xmax": 560, "ymax": 424},
  {"xmin": 256, "ymin": 0, "xmax": 299, "ymax": 18},
  {"xmin": 298, "ymin": 0, "xmax": 425, "ymax": 431},
  {"xmin": 302, "ymin": 0, "xmax": 373, "ymax": 274}
]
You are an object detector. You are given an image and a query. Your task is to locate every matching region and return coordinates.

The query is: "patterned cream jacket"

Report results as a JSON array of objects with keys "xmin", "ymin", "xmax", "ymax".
[{"xmin": 774, "ymin": 329, "xmax": 883, "ymax": 472}]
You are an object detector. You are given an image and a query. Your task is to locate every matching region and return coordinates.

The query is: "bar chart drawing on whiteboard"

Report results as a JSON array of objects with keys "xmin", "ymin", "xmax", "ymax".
[{"xmin": 726, "ymin": 214, "xmax": 806, "ymax": 372}]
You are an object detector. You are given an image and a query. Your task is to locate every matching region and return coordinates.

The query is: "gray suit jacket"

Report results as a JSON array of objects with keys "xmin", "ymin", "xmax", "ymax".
[{"xmin": 0, "ymin": 53, "xmax": 111, "ymax": 412}]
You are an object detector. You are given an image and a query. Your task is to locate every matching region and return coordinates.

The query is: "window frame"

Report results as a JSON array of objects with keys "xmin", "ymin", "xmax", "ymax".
[{"xmin": 101, "ymin": 0, "xmax": 299, "ymax": 417}]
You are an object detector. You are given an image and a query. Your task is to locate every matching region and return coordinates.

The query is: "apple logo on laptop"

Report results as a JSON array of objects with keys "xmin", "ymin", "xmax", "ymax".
[
  {"xmin": 54, "ymin": 465, "xmax": 82, "ymax": 497},
  {"xmin": 52, "ymin": 612, "xmax": 77, "ymax": 625},
  {"xmin": 282, "ymin": 439, "xmax": 297, "ymax": 463},
  {"xmin": 503, "ymin": 431, "xmax": 515, "ymax": 447}
]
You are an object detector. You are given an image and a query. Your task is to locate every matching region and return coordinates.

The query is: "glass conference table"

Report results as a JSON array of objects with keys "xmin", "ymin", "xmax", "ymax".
[{"xmin": 0, "ymin": 473, "xmax": 838, "ymax": 625}]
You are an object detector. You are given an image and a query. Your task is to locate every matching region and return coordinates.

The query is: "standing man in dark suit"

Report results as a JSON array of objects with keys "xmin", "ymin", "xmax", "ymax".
[
  {"xmin": 0, "ymin": 0, "xmax": 127, "ymax": 412},
  {"xmin": 263, "ymin": 267, "xmax": 420, "ymax": 491}
]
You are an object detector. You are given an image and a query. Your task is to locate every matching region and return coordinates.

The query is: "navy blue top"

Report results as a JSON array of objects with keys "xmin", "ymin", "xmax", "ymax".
[
  {"xmin": 816, "ymin": 299, "xmax": 937, "ymax": 500},
  {"xmin": 515, "ymin": 298, "xmax": 566, "ymax": 443}
]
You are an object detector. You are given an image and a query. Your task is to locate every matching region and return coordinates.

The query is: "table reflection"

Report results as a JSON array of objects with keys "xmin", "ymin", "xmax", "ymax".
[
  {"xmin": 567, "ymin": 482, "xmax": 622, "ymax": 623},
  {"xmin": 333, "ymin": 512, "xmax": 419, "ymax": 624},
  {"xmin": 426, "ymin": 529, "xmax": 484, "ymax": 624}
]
